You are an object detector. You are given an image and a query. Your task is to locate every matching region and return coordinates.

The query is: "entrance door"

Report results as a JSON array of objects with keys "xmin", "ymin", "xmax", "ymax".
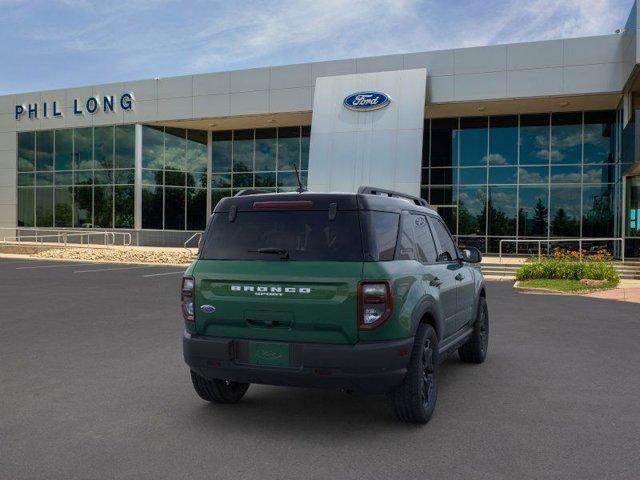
[{"xmin": 625, "ymin": 175, "xmax": 640, "ymax": 258}]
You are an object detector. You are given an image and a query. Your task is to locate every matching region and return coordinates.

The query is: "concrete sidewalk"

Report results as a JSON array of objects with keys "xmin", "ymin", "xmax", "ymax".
[{"xmin": 583, "ymin": 279, "xmax": 640, "ymax": 304}]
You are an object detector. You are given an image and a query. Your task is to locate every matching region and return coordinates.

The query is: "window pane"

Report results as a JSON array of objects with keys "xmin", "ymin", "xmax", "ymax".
[
  {"xmin": 186, "ymin": 171, "xmax": 207, "ymax": 188},
  {"xmin": 114, "ymin": 169, "xmax": 134, "ymax": 185},
  {"xmin": 74, "ymin": 186, "xmax": 92, "ymax": 227},
  {"xmin": 458, "ymin": 117, "xmax": 487, "ymax": 166},
  {"xmin": 255, "ymin": 172, "xmax": 276, "ymax": 187},
  {"xmin": 458, "ymin": 186, "xmax": 486, "ymax": 235},
  {"xmin": 35, "ymin": 172, "xmax": 53, "ymax": 186},
  {"xmin": 212, "ymin": 131, "xmax": 232, "ymax": 172},
  {"xmin": 35, "ymin": 130, "xmax": 54, "ymax": 171},
  {"xmin": 583, "ymin": 164, "xmax": 615, "ymax": 183},
  {"xmin": 114, "ymin": 185, "xmax": 134, "ymax": 228},
  {"xmin": 550, "ymin": 185, "xmax": 580, "ymax": 237},
  {"xmin": 582, "ymin": 184, "xmax": 614, "ymax": 237},
  {"xmin": 488, "ymin": 166, "xmax": 517, "ymax": 184},
  {"xmin": 520, "ymin": 114, "xmax": 549, "ymax": 165},
  {"xmin": 186, "ymin": 129, "xmax": 207, "ymax": 173},
  {"xmin": 277, "ymin": 127, "xmax": 300, "ymax": 171},
  {"xmin": 518, "ymin": 186, "xmax": 549, "ymax": 236},
  {"xmin": 142, "ymin": 169, "xmax": 163, "ymax": 186},
  {"xmin": 142, "ymin": 126, "xmax": 164, "ymax": 169},
  {"xmin": 459, "ymin": 167, "xmax": 486, "ymax": 185},
  {"xmin": 55, "ymin": 129, "xmax": 73, "ymax": 170},
  {"xmin": 74, "ymin": 128, "xmax": 93, "ymax": 170},
  {"xmin": 300, "ymin": 126, "xmax": 310, "ymax": 170},
  {"xmin": 255, "ymin": 128, "xmax": 277, "ymax": 171},
  {"xmin": 94, "ymin": 186, "xmax": 113, "ymax": 228},
  {"xmin": 35, "ymin": 186, "xmax": 54, "ymax": 227},
  {"xmin": 18, "ymin": 132, "xmax": 35, "ymax": 172},
  {"xmin": 519, "ymin": 166, "xmax": 548, "ymax": 184},
  {"xmin": 431, "ymin": 118, "xmax": 457, "ymax": 167},
  {"xmin": 550, "ymin": 165, "xmax": 581, "ymax": 183},
  {"xmin": 165, "ymin": 170, "xmax": 185, "ymax": 187},
  {"xmin": 550, "ymin": 112, "xmax": 582, "ymax": 164},
  {"xmin": 488, "ymin": 186, "xmax": 517, "ymax": 236},
  {"xmin": 488, "ymin": 115, "xmax": 517, "ymax": 165},
  {"xmin": 94, "ymin": 126, "xmax": 114, "ymax": 169},
  {"xmin": 211, "ymin": 174, "xmax": 231, "ymax": 189},
  {"xmin": 186, "ymin": 188, "xmax": 207, "ymax": 230},
  {"xmin": 584, "ymin": 111, "xmax": 615, "ymax": 164},
  {"xmin": 18, "ymin": 172, "xmax": 34, "ymax": 187},
  {"xmin": 164, "ymin": 187, "xmax": 185, "ymax": 230},
  {"xmin": 54, "ymin": 186, "xmax": 73, "ymax": 227},
  {"xmin": 165, "ymin": 127, "xmax": 186, "ymax": 171},
  {"xmin": 115, "ymin": 124, "xmax": 135, "ymax": 169},
  {"xmin": 142, "ymin": 186, "xmax": 163, "ymax": 229},
  {"xmin": 75, "ymin": 170, "xmax": 93, "ymax": 186},
  {"xmin": 94, "ymin": 169, "xmax": 113, "ymax": 185},
  {"xmin": 430, "ymin": 186, "xmax": 454, "ymax": 205},
  {"xmin": 430, "ymin": 168, "xmax": 454, "ymax": 185},
  {"xmin": 17, "ymin": 188, "xmax": 34, "ymax": 227},
  {"xmin": 233, "ymin": 129, "xmax": 253, "ymax": 172},
  {"xmin": 233, "ymin": 172, "xmax": 253, "ymax": 188}
]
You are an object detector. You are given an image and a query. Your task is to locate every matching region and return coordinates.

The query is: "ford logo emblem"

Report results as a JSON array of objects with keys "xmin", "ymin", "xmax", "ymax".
[
  {"xmin": 200, "ymin": 304, "xmax": 216, "ymax": 314},
  {"xmin": 343, "ymin": 91, "xmax": 390, "ymax": 111}
]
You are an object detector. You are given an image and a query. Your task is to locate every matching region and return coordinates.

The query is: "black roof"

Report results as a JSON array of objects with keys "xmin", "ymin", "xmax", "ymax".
[{"xmin": 213, "ymin": 188, "xmax": 437, "ymax": 215}]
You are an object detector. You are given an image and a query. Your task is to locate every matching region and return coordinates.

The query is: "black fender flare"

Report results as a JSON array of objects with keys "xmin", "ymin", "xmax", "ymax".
[{"xmin": 410, "ymin": 296, "xmax": 444, "ymax": 341}]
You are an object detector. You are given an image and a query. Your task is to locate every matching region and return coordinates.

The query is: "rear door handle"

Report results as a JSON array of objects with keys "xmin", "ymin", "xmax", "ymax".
[
  {"xmin": 455, "ymin": 273, "xmax": 464, "ymax": 281},
  {"xmin": 429, "ymin": 277, "xmax": 443, "ymax": 287}
]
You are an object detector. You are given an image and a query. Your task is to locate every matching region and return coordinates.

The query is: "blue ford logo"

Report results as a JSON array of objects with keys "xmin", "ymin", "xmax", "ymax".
[
  {"xmin": 200, "ymin": 304, "xmax": 216, "ymax": 314},
  {"xmin": 343, "ymin": 91, "xmax": 390, "ymax": 111}
]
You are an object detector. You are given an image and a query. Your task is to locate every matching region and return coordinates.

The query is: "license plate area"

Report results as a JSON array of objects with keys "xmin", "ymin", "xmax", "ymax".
[{"xmin": 247, "ymin": 342, "xmax": 290, "ymax": 367}]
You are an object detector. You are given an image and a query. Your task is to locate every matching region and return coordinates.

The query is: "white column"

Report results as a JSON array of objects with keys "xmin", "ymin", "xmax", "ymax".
[{"xmin": 134, "ymin": 124, "xmax": 143, "ymax": 231}]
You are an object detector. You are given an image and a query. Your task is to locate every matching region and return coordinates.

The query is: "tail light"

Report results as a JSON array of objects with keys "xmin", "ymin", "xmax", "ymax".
[
  {"xmin": 357, "ymin": 281, "xmax": 393, "ymax": 330},
  {"xmin": 181, "ymin": 276, "xmax": 195, "ymax": 322}
]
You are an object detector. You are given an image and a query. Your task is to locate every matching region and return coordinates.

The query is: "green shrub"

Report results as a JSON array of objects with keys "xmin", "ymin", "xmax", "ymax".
[{"xmin": 515, "ymin": 259, "xmax": 619, "ymax": 283}]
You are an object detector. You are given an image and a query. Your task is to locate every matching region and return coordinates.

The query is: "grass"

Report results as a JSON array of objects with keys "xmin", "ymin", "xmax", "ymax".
[{"xmin": 515, "ymin": 278, "xmax": 618, "ymax": 293}]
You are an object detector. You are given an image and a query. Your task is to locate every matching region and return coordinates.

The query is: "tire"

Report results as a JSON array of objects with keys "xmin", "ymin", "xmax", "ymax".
[
  {"xmin": 388, "ymin": 324, "xmax": 438, "ymax": 424},
  {"xmin": 190, "ymin": 370, "xmax": 250, "ymax": 404},
  {"xmin": 458, "ymin": 296, "xmax": 489, "ymax": 364}
]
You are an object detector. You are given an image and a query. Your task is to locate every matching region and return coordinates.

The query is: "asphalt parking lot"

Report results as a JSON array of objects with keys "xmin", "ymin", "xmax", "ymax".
[{"xmin": 1, "ymin": 258, "xmax": 639, "ymax": 480}]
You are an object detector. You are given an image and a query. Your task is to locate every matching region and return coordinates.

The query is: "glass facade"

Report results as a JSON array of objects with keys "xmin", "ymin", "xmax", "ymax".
[
  {"xmin": 141, "ymin": 126, "xmax": 208, "ymax": 230},
  {"xmin": 14, "ymin": 113, "xmax": 624, "ymax": 250},
  {"xmin": 17, "ymin": 125, "xmax": 135, "ymax": 228},
  {"xmin": 211, "ymin": 126, "xmax": 310, "ymax": 209},
  {"xmin": 422, "ymin": 111, "xmax": 620, "ymax": 253}
]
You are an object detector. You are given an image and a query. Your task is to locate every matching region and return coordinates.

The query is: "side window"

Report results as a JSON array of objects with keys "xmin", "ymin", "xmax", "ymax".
[
  {"xmin": 396, "ymin": 213, "xmax": 417, "ymax": 260},
  {"xmin": 365, "ymin": 211, "xmax": 399, "ymax": 261},
  {"xmin": 429, "ymin": 217, "xmax": 458, "ymax": 262},
  {"xmin": 412, "ymin": 214, "xmax": 438, "ymax": 263}
]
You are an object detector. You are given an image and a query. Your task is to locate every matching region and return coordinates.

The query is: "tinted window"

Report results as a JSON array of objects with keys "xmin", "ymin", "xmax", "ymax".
[
  {"xmin": 396, "ymin": 214, "xmax": 417, "ymax": 261},
  {"xmin": 363, "ymin": 211, "xmax": 399, "ymax": 261},
  {"xmin": 429, "ymin": 217, "xmax": 458, "ymax": 262},
  {"xmin": 201, "ymin": 211, "xmax": 363, "ymax": 261},
  {"xmin": 412, "ymin": 214, "xmax": 437, "ymax": 263}
]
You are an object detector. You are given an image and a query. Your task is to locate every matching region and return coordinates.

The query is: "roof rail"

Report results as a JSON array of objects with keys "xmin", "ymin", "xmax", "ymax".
[
  {"xmin": 234, "ymin": 189, "xmax": 269, "ymax": 197},
  {"xmin": 357, "ymin": 186, "xmax": 430, "ymax": 208}
]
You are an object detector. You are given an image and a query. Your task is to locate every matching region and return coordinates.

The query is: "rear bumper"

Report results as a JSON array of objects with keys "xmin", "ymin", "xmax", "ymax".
[{"xmin": 183, "ymin": 331, "xmax": 413, "ymax": 394}]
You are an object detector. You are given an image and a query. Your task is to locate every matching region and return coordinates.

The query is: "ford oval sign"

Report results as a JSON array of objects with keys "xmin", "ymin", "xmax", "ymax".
[
  {"xmin": 343, "ymin": 91, "xmax": 390, "ymax": 111},
  {"xmin": 200, "ymin": 304, "xmax": 216, "ymax": 314}
]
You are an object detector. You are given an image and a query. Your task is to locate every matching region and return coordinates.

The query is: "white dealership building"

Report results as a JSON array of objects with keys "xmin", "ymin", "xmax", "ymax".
[{"xmin": 1, "ymin": 2, "xmax": 640, "ymax": 255}]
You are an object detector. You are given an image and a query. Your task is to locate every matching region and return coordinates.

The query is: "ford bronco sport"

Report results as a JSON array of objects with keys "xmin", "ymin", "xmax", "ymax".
[{"xmin": 182, "ymin": 186, "xmax": 488, "ymax": 423}]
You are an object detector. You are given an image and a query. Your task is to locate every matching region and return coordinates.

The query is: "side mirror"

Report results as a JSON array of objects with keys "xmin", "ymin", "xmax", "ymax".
[{"xmin": 461, "ymin": 246, "xmax": 482, "ymax": 263}]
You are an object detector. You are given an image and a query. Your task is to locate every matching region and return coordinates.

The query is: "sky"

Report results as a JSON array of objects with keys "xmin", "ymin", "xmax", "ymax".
[{"xmin": 0, "ymin": 0, "xmax": 636, "ymax": 95}]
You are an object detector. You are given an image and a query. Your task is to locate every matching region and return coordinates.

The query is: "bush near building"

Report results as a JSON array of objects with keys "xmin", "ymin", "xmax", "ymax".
[{"xmin": 515, "ymin": 248, "xmax": 619, "ymax": 291}]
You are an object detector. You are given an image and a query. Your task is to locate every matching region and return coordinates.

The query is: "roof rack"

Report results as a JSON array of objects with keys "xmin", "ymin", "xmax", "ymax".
[
  {"xmin": 357, "ymin": 186, "xmax": 430, "ymax": 208},
  {"xmin": 234, "ymin": 189, "xmax": 270, "ymax": 197}
]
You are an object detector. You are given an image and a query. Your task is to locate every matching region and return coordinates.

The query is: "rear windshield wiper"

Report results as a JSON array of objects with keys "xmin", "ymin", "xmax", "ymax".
[{"xmin": 248, "ymin": 247, "xmax": 290, "ymax": 259}]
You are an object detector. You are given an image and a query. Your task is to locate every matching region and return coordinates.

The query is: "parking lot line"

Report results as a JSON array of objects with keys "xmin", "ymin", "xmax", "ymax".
[
  {"xmin": 74, "ymin": 265, "xmax": 162, "ymax": 273},
  {"xmin": 142, "ymin": 271, "xmax": 185, "ymax": 277},
  {"xmin": 16, "ymin": 262, "xmax": 96, "ymax": 270}
]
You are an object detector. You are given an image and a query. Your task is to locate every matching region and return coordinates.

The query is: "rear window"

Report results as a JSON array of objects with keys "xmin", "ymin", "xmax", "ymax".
[{"xmin": 200, "ymin": 210, "xmax": 364, "ymax": 261}]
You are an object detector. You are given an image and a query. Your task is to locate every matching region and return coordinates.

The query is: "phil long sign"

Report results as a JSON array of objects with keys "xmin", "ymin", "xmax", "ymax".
[{"xmin": 15, "ymin": 93, "xmax": 134, "ymax": 120}]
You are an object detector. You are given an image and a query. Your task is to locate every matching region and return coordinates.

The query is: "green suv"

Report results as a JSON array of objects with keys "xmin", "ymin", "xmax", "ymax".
[{"xmin": 182, "ymin": 187, "xmax": 488, "ymax": 423}]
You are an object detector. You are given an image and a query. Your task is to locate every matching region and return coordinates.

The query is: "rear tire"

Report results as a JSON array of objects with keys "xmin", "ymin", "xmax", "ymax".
[
  {"xmin": 388, "ymin": 324, "xmax": 438, "ymax": 424},
  {"xmin": 190, "ymin": 370, "xmax": 250, "ymax": 404},
  {"xmin": 458, "ymin": 296, "xmax": 489, "ymax": 364}
]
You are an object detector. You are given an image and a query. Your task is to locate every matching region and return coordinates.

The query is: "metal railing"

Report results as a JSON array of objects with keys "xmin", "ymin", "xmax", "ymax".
[
  {"xmin": 498, "ymin": 238, "xmax": 625, "ymax": 262},
  {"xmin": 1, "ymin": 229, "xmax": 132, "ymax": 248},
  {"xmin": 183, "ymin": 232, "xmax": 202, "ymax": 250}
]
